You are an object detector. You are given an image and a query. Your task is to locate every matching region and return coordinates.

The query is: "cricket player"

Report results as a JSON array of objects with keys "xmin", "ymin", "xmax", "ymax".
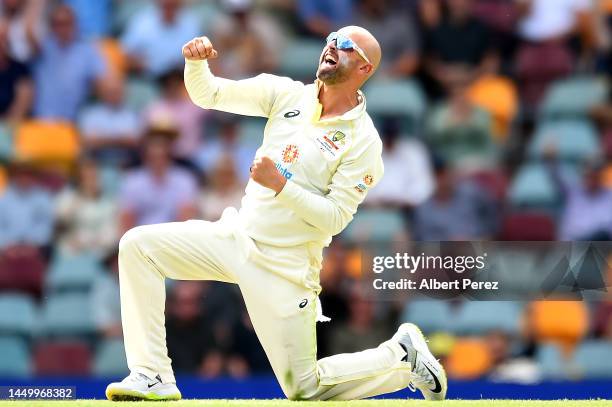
[{"xmin": 106, "ymin": 26, "xmax": 447, "ymax": 401}]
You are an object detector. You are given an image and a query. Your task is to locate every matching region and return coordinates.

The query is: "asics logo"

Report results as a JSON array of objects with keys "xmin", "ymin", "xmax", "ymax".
[
  {"xmin": 423, "ymin": 364, "xmax": 442, "ymax": 393},
  {"xmin": 299, "ymin": 299, "xmax": 308, "ymax": 308},
  {"xmin": 284, "ymin": 109, "xmax": 300, "ymax": 118}
]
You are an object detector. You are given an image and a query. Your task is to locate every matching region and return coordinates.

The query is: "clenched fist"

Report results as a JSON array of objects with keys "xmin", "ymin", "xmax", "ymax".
[
  {"xmin": 182, "ymin": 36, "xmax": 218, "ymax": 61},
  {"xmin": 250, "ymin": 156, "xmax": 286, "ymax": 194}
]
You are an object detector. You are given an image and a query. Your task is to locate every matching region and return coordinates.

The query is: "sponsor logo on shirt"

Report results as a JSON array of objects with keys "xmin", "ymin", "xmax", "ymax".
[
  {"xmin": 282, "ymin": 144, "xmax": 300, "ymax": 164},
  {"xmin": 276, "ymin": 144, "xmax": 299, "ymax": 180},
  {"xmin": 275, "ymin": 162, "xmax": 293, "ymax": 180},
  {"xmin": 316, "ymin": 130, "xmax": 349, "ymax": 160},
  {"xmin": 284, "ymin": 109, "xmax": 300, "ymax": 118},
  {"xmin": 355, "ymin": 174, "xmax": 373, "ymax": 193}
]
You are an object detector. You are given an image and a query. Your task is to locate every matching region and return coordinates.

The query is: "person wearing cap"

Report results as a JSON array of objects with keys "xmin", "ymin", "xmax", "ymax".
[{"xmin": 107, "ymin": 27, "xmax": 447, "ymax": 402}]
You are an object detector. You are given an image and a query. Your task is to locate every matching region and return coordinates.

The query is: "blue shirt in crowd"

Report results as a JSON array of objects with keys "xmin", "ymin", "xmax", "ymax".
[{"xmin": 33, "ymin": 37, "xmax": 106, "ymax": 121}]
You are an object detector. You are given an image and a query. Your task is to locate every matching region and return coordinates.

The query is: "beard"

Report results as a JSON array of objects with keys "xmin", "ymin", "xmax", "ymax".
[{"xmin": 316, "ymin": 58, "xmax": 353, "ymax": 85}]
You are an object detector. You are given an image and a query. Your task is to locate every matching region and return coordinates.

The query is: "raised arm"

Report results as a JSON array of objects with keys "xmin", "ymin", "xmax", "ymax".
[{"xmin": 182, "ymin": 36, "xmax": 298, "ymax": 118}]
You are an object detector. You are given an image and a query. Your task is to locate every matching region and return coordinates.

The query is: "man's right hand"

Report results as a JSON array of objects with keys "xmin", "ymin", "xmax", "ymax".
[{"xmin": 182, "ymin": 36, "xmax": 218, "ymax": 61}]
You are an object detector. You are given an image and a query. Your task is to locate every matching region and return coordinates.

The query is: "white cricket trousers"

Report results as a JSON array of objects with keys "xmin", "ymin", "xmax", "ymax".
[{"xmin": 119, "ymin": 208, "xmax": 412, "ymax": 400}]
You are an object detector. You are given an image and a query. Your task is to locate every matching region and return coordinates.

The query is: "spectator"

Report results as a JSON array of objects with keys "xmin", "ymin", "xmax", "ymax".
[
  {"xmin": 0, "ymin": 158, "xmax": 53, "ymax": 249},
  {"xmin": 199, "ymin": 155, "xmax": 244, "ymax": 222},
  {"xmin": 423, "ymin": 0, "xmax": 494, "ymax": 97},
  {"xmin": 0, "ymin": 32, "xmax": 32, "ymax": 125},
  {"xmin": 55, "ymin": 158, "xmax": 117, "ymax": 257},
  {"xmin": 353, "ymin": 0, "xmax": 420, "ymax": 77},
  {"xmin": 91, "ymin": 251, "xmax": 122, "ymax": 338},
  {"xmin": 121, "ymin": 0, "xmax": 199, "ymax": 77},
  {"xmin": 328, "ymin": 288, "xmax": 390, "ymax": 355},
  {"xmin": 32, "ymin": 4, "xmax": 106, "ymax": 121},
  {"xmin": 64, "ymin": 0, "xmax": 111, "ymax": 38},
  {"xmin": 426, "ymin": 80, "xmax": 495, "ymax": 169},
  {"xmin": 195, "ymin": 118, "xmax": 257, "ymax": 184},
  {"xmin": 518, "ymin": 0, "xmax": 594, "ymax": 45},
  {"xmin": 296, "ymin": 0, "xmax": 353, "ymax": 38},
  {"xmin": 546, "ymin": 154, "xmax": 612, "ymax": 240},
  {"xmin": 144, "ymin": 68, "xmax": 207, "ymax": 162},
  {"xmin": 413, "ymin": 158, "xmax": 497, "ymax": 240},
  {"xmin": 229, "ymin": 311, "xmax": 271, "ymax": 376},
  {"xmin": 211, "ymin": 0, "xmax": 284, "ymax": 79},
  {"xmin": 118, "ymin": 129, "xmax": 198, "ymax": 233},
  {"xmin": 166, "ymin": 281, "xmax": 218, "ymax": 374},
  {"xmin": 79, "ymin": 74, "xmax": 141, "ymax": 166},
  {"xmin": 0, "ymin": 0, "xmax": 45, "ymax": 62},
  {"xmin": 365, "ymin": 118, "xmax": 434, "ymax": 209}
]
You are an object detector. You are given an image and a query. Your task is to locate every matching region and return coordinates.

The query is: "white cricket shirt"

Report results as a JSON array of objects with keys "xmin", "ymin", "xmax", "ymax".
[{"xmin": 184, "ymin": 60, "xmax": 384, "ymax": 247}]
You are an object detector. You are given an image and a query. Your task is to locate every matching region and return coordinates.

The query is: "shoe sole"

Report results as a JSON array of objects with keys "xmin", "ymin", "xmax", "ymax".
[
  {"xmin": 106, "ymin": 387, "xmax": 182, "ymax": 401},
  {"xmin": 400, "ymin": 323, "xmax": 448, "ymax": 400}
]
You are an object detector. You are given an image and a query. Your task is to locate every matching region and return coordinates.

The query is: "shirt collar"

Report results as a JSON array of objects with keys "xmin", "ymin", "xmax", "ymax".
[{"xmin": 311, "ymin": 79, "xmax": 367, "ymax": 123}]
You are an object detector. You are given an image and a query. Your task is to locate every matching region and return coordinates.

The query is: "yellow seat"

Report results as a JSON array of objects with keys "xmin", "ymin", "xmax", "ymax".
[
  {"xmin": 528, "ymin": 301, "xmax": 589, "ymax": 355},
  {"xmin": 446, "ymin": 339, "xmax": 492, "ymax": 379},
  {"xmin": 97, "ymin": 38, "xmax": 127, "ymax": 79},
  {"xmin": 467, "ymin": 75, "xmax": 518, "ymax": 141},
  {"xmin": 15, "ymin": 121, "xmax": 79, "ymax": 165},
  {"xmin": 0, "ymin": 166, "xmax": 6, "ymax": 194}
]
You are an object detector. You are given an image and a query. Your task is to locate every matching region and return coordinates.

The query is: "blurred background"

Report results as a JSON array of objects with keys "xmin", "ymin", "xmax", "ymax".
[{"xmin": 1, "ymin": 0, "xmax": 612, "ymax": 399}]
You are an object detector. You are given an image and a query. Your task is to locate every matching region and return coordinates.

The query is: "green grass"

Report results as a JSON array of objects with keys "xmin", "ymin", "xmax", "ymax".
[{"xmin": 0, "ymin": 400, "xmax": 610, "ymax": 407}]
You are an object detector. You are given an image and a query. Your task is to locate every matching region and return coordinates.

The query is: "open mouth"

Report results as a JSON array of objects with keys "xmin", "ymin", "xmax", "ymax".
[{"xmin": 322, "ymin": 53, "xmax": 337, "ymax": 66}]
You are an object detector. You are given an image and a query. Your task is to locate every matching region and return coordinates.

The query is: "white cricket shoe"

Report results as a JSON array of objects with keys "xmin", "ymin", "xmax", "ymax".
[
  {"xmin": 393, "ymin": 323, "xmax": 448, "ymax": 401},
  {"xmin": 106, "ymin": 372, "xmax": 182, "ymax": 401}
]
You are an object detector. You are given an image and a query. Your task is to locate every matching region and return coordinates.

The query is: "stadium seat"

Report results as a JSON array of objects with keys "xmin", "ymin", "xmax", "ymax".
[
  {"xmin": 278, "ymin": 39, "xmax": 321, "ymax": 81},
  {"xmin": 14, "ymin": 121, "xmax": 79, "ymax": 165},
  {"xmin": 446, "ymin": 339, "xmax": 492, "ymax": 379},
  {"xmin": 34, "ymin": 340, "xmax": 91, "ymax": 375},
  {"xmin": 341, "ymin": 209, "xmax": 406, "ymax": 243},
  {"xmin": 453, "ymin": 301, "xmax": 523, "ymax": 335},
  {"xmin": 401, "ymin": 300, "xmax": 456, "ymax": 334},
  {"xmin": 536, "ymin": 343, "xmax": 567, "ymax": 380},
  {"xmin": 93, "ymin": 338, "xmax": 128, "ymax": 377},
  {"xmin": 46, "ymin": 253, "xmax": 105, "ymax": 294},
  {"xmin": 0, "ymin": 293, "xmax": 37, "ymax": 337},
  {"xmin": 515, "ymin": 42, "xmax": 573, "ymax": 109},
  {"xmin": 603, "ymin": 128, "xmax": 612, "ymax": 160},
  {"xmin": 540, "ymin": 77, "xmax": 608, "ymax": 120},
  {"xmin": 39, "ymin": 293, "xmax": 96, "ymax": 337},
  {"xmin": 0, "ymin": 248, "xmax": 46, "ymax": 299},
  {"xmin": 508, "ymin": 163, "xmax": 572, "ymax": 209},
  {"xmin": 0, "ymin": 336, "xmax": 31, "ymax": 377},
  {"xmin": 529, "ymin": 301, "xmax": 589, "ymax": 352},
  {"xmin": 0, "ymin": 122, "xmax": 12, "ymax": 162},
  {"xmin": 97, "ymin": 38, "xmax": 127, "ymax": 79},
  {"xmin": 573, "ymin": 341, "xmax": 612, "ymax": 378},
  {"xmin": 499, "ymin": 212, "xmax": 556, "ymax": 241},
  {"xmin": 467, "ymin": 74, "xmax": 518, "ymax": 140},
  {"xmin": 125, "ymin": 78, "xmax": 160, "ymax": 111},
  {"xmin": 528, "ymin": 120, "xmax": 599, "ymax": 163},
  {"xmin": 364, "ymin": 79, "xmax": 427, "ymax": 134}
]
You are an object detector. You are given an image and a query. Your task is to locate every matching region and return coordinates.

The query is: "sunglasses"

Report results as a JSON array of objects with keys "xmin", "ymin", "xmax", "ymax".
[{"xmin": 325, "ymin": 32, "xmax": 371, "ymax": 64}]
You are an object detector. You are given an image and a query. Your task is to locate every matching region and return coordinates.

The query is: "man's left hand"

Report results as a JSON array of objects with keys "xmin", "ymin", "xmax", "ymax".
[{"xmin": 250, "ymin": 156, "xmax": 286, "ymax": 194}]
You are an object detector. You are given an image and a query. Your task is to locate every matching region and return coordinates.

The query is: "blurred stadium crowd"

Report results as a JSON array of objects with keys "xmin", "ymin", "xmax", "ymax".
[{"xmin": 1, "ymin": 0, "xmax": 612, "ymax": 386}]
